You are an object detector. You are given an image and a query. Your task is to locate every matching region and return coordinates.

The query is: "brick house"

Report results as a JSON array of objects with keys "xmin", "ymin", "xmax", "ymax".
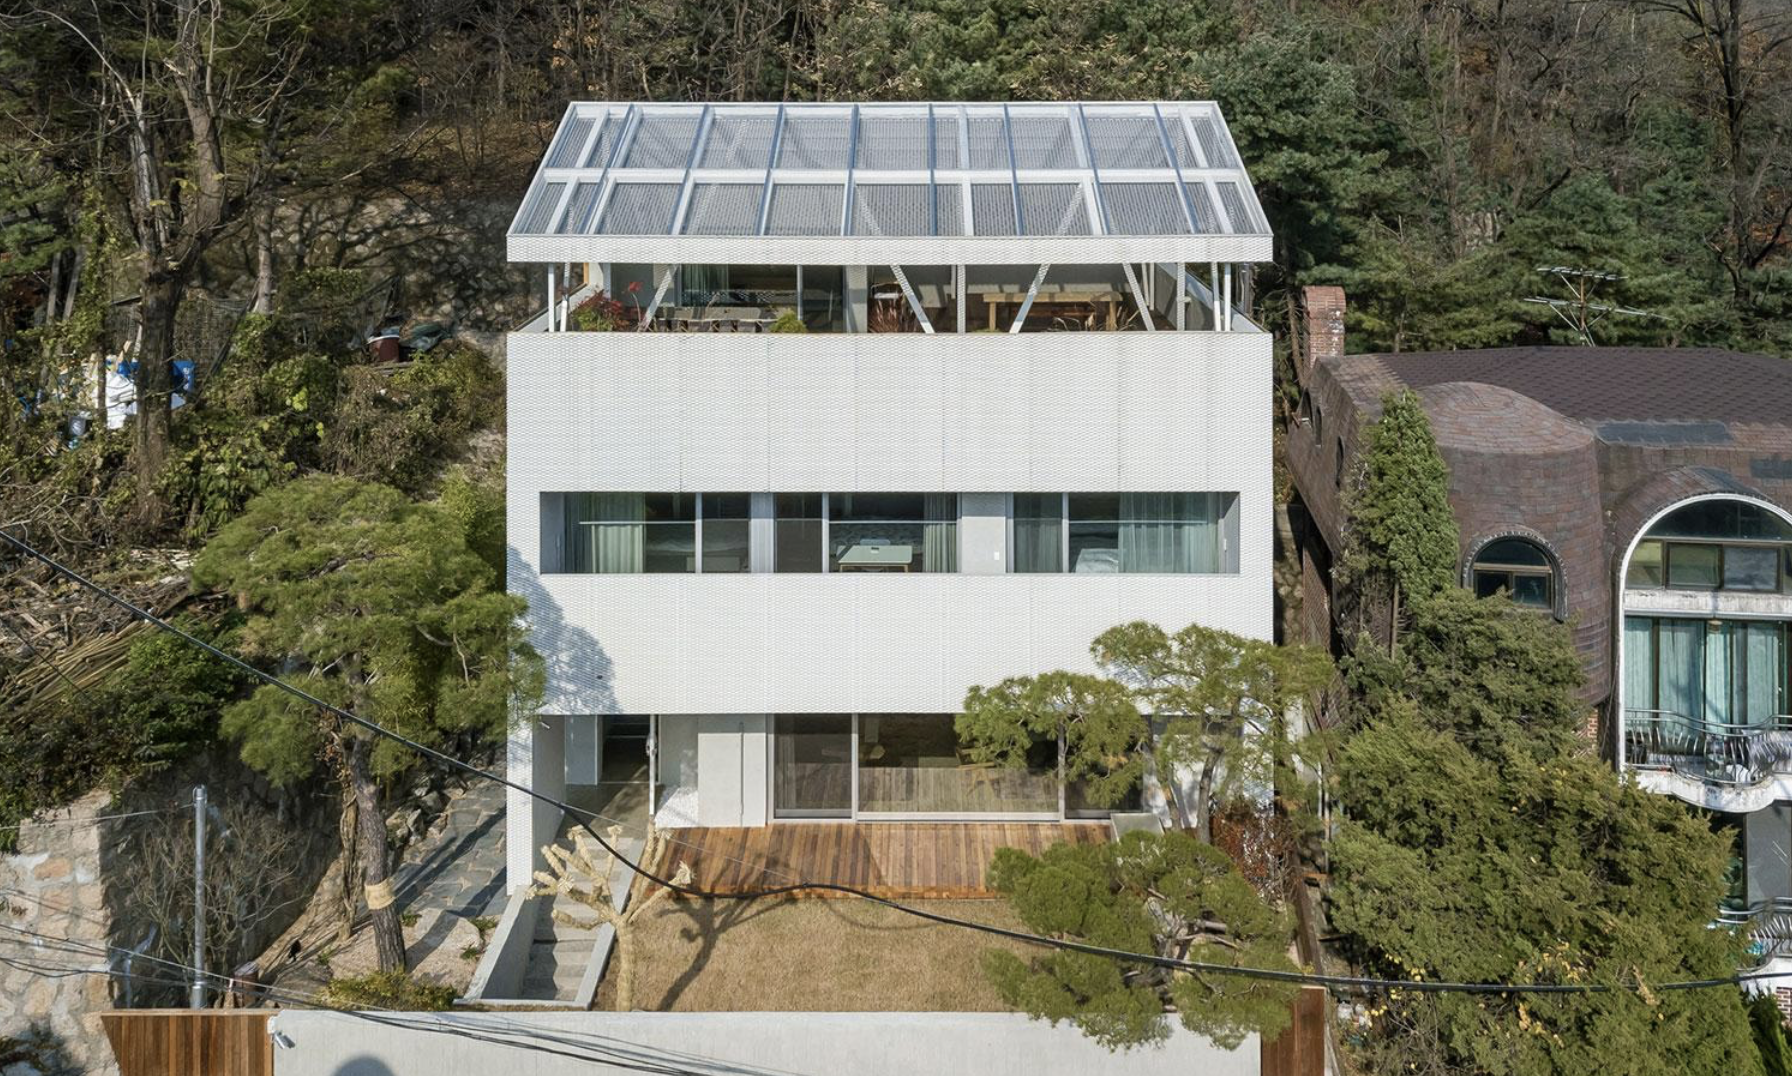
[{"xmin": 1285, "ymin": 287, "xmax": 1792, "ymax": 976}]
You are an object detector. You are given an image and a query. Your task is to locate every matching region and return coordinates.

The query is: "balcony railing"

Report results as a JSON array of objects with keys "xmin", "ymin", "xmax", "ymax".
[
  {"xmin": 1718, "ymin": 898, "xmax": 1792, "ymax": 963},
  {"xmin": 1624, "ymin": 709, "xmax": 1792, "ymax": 788}
]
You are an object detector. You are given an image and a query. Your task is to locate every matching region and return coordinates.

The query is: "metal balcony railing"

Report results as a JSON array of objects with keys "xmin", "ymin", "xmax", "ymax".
[
  {"xmin": 1717, "ymin": 897, "xmax": 1792, "ymax": 963},
  {"xmin": 1624, "ymin": 709, "xmax": 1792, "ymax": 788}
]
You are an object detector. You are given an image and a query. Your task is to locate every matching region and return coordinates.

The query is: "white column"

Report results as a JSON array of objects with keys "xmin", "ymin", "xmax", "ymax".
[
  {"xmin": 845, "ymin": 266, "xmax": 870, "ymax": 333},
  {"xmin": 545, "ymin": 268, "xmax": 556, "ymax": 332},
  {"xmin": 505, "ymin": 714, "xmax": 566, "ymax": 891}
]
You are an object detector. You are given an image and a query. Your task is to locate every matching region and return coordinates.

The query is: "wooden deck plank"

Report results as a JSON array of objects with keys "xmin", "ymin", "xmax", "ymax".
[{"xmin": 652, "ymin": 822, "xmax": 1110, "ymax": 899}]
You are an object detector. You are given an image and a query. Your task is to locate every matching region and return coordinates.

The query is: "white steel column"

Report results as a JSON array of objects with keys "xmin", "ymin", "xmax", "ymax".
[
  {"xmin": 890, "ymin": 265, "xmax": 935, "ymax": 334},
  {"xmin": 546, "ymin": 268, "xmax": 556, "ymax": 332},
  {"xmin": 639, "ymin": 265, "xmax": 676, "ymax": 330},
  {"xmin": 1121, "ymin": 262, "xmax": 1156, "ymax": 332},
  {"xmin": 956, "ymin": 265, "xmax": 967, "ymax": 333},
  {"xmin": 1175, "ymin": 262, "xmax": 1186, "ymax": 331},
  {"xmin": 1223, "ymin": 263, "xmax": 1233, "ymax": 331},
  {"xmin": 1010, "ymin": 264, "xmax": 1051, "ymax": 333}
]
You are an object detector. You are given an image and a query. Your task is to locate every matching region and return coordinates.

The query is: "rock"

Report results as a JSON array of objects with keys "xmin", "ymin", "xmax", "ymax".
[
  {"xmin": 31, "ymin": 857, "xmax": 70, "ymax": 881},
  {"xmin": 4, "ymin": 1061, "xmax": 45, "ymax": 1076}
]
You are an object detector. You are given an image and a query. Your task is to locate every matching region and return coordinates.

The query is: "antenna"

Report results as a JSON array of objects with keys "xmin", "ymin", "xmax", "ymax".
[{"xmin": 1522, "ymin": 266, "xmax": 1666, "ymax": 345}]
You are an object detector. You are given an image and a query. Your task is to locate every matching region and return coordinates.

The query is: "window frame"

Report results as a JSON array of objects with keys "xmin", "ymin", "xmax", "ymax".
[{"xmin": 1467, "ymin": 536, "xmax": 1558, "ymax": 613}]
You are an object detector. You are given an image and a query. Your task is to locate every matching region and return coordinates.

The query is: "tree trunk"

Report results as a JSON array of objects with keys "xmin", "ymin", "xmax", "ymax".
[
  {"xmin": 133, "ymin": 272, "xmax": 180, "ymax": 521},
  {"xmin": 1193, "ymin": 740, "xmax": 1223, "ymax": 844},
  {"xmin": 251, "ymin": 198, "xmax": 276, "ymax": 314},
  {"xmin": 344, "ymin": 737, "xmax": 407, "ymax": 972}
]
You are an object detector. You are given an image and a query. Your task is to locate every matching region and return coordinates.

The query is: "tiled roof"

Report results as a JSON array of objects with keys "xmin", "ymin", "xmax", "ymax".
[{"xmin": 1338, "ymin": 347, "xmax": 1792, "ymax": 428}]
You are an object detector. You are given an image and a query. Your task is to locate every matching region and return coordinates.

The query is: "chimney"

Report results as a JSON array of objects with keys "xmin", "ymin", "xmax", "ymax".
[{"xmin": 1302, "ymin": 285, "xmax": 1345, "ymax": 371}]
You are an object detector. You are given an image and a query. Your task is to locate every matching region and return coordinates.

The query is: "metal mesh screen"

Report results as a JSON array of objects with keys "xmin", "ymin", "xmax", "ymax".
[
  {"xmin": 1216, "ymin": 181, "xmax": 1261, "ymax": 233},
  {"xmin": 1103, "ymin": 182, "xmax": 1190, "ymax": 235},
  {"xmin": 584, "ymin": 115, "xmax": 625, "ymax": 168},
  {"xmin": 1191, "ymin": 115, "xmax": 1236, "ymax": 168},
  {"xmin": 778, "ymin": 114, "xmax": 852, "ymax": 169},
  {"xmin": 1019, "ymin": 183, "xmax": 1090, "ymax": 236},
  {"xmin": 546, "ymin": 117, "xmax": 595, "ymax": 169},
  {"xmin": 966, "ymin": 116, "xmax": 1009, "ymax": 170},
  {"xmin": 596, "ymin": 184, "xmax": 679, "ymax": 234},
  {"xmin": 623, "ymin": 114, "xmax": 700, "ymax": 168},
  {"xmin": 516, "ymin": 180, "xmax": 566, "ymax": 233},
  {"xmin": 852, "ymin": 184, "xmax": 931, "ymax": 236},
  {"xmin": 1165, "ymin": 118, "xmax": 1200, "ymax": 170},
  {"xmin": 970, "ymin": 183, "xmax": 1017, "ymax": 236},
  {"xmin": 855, "ymin": 115, "xmax": 930, "ymax": 170},
  {"xmin": 557, "ymin": 182, "xmax": 605, "ymax": 234},
  {"xmin": 1185, "ymin": 182, "xmax": 1222, "ymax": 234},
  {"xmin": 1008, "ymin": 114, "xmax": 1079, "ymax": 169},
  {"xmin": 932, "ymin": 114, "xmax": 962, "ymax": 170},
  {"xmin": 1087, "ymin": 116, "xmax": 1166, "ymax": 170},
  {"xmin": 681, "ymin": 184, "xmax": 762, "ymax": 235},
  {"xmin": 766, "ymin": 183, "xmax": 844, "ymax": 236},
  {"xmin": 699, "ymin": 115, "xmax": 776, "ymax": 169},
  {"xmin": 935, "ymin": 184, "xmax": 966, "ymax": 236}
]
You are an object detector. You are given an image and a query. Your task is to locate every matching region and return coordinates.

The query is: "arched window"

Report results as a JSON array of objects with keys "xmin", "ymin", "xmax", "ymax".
[
  {"xmin": 1471, "ymin": 537, "xmax": 1555, "ymax": 609},
  {"xmin": 1627, "ymin": 500, "xmax": 1792, "ymax": 593}
]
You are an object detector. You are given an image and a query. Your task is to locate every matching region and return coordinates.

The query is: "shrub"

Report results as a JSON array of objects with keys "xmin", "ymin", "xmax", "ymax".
[
  {"xmin": 571, "ymin": 291, "xmax": 629, "ymax": 331},
  {"xmin": 319, "ymin": 970, "xmax": 456, "ymax": 1011},
  {"xmin": 767, "ymin": 309, "xmax": 808, "ymax": 333}
]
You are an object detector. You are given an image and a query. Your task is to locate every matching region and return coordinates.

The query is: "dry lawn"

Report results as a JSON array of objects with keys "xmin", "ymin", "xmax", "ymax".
[{"xmin": 596, "ymin": 897, "xmax": 1034, "ymax": 1012}]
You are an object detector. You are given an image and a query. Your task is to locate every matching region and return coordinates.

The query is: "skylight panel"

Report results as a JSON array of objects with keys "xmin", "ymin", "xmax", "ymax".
[
  {"xmin": 932, "ymin": 113, "xmax": 962, "ymax": 170},
  {"xmin": 516, "ymin": 180, "xmax": 566, "ymax": 233},
  {"xmin": 935, "ymin": 184, "xmax": 966, "ymax": 236},
  {"xmin": 622, "ymin": 113, "xmax": 700, "ymax": 169},
  {"xmin": 970, "ymin": 183, "xmax": 1017, "ymax": 236},
  {"xmin": 1216, "ymin": 181, "xmax": 1262, "ymax": 234},
  {"xmin": 546, "ymin": 117, "xmax": 595, "ymax": 169},
  {"xmin": 699, "ymin": 114, "xmax": 776, "ymax": 170},
  {"xmin": 852, "ymin": 184, "xmax": 931, "ymax": 237},
  {"xmin": 1165, "ymin": 118, "xmax": 1200, "ymax": 170},
  {"xmin": 1102, "ymin": 182, "xmax": 1190, "ymax": 235},
  {"xmin": 1086, "ymin": 115, "xmax": 1166, "ymax": 170},
  {"xmin": 766, "ymin": 183, "xmax": 844, "ymax": 236},
  {"xmin": 965, "ymin": 116, "xmax": 1009, "ymax": 171},
  {"xmin": 1185, "ymin": 182, "xmax": 1222, "ymax": 233},
  {"xmin": 1018, "ymin": 183, "xmax": 1090, "ymax": 236},
  {"xmin": 855, "ymin": 114, "xmax": 930, "ymax": 171},
  {"xmin": 583, "ymin": 115, "xmax": 625, "ymax": 168},
  {"xmin": 596, "ymin": 183, "xmax": 678, "ymax": 234},
  {"xmin": 556, "ymin": 181, "xmax": 605, "ymax": 234},
  {"xmin": 778, "ymin": 113, "xmax": 852, "ymax": 169},
  {"xmin": 1191, "ymin": 114, "xmax": 1237, "ymax": 169},
  {"xmin": 1008, "ymin": 113, "xmax": 1079, "ymax": 169},
  {"xmin": 681, "ymin": 183, "xmax": 761, "ymax": 235}
]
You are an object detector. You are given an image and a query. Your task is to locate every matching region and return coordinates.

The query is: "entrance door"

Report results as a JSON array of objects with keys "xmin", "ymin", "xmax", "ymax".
[{"xmin": 773, "ymin": 714, "xmax": 852, "ymax": 818}]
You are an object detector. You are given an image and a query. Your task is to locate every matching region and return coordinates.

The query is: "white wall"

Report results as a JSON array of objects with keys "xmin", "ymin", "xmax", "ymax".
[
  {"xmin": 506, "ymin": 715, "xmax": 566, "ymax": 888},
  {"xmin": 507, "ymin": 331, "xmax": 1273, "ymax": 716}
]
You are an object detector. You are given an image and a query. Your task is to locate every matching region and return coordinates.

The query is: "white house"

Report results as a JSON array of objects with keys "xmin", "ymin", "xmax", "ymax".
[{"xmin": 502, "ymin": 101, "xmax": 1276, "ymax": 889}]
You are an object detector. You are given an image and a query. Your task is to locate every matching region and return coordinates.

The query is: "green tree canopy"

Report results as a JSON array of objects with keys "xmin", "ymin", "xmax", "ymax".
[
  {"xmin": 1331, "ymin": 590, "xmax": 1759, "ymax": 1073},
  {"xmin": 958, "ymin": 670, "xmax": 1146, "ymax": 810},
  {"xmin": 192, "ymin": 474, "xmax": 540, "ymax": 970},
  {"xmin": 1339, "ymin": 389, "xmax": 1459, "ymax": 638},
  {"xmin": 1094, "ymin": 621, "xmax": 1333, "ymax": 841},
  {"xmin": 984, "ymin": 829, "xmax": 1300, "ymax": 1051}
]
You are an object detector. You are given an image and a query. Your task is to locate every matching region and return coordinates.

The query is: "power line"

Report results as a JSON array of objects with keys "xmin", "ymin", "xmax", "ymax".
[
  {"xmin": 0, "ymin": 527, "xmax": 1775, "ymax": 998},
  {"xmin": 0, "ymin": 928, "xmax": 803, "ymax": 1076},
  {"xmin": 0, "ymin": 806, "xmax": 183, "ymax": 833}
]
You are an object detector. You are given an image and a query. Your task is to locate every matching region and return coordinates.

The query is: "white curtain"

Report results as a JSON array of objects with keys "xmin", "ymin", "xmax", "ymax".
[
  {"xmin": 922, "ymin": 494, "xmax": 958, "ymax": 573},
  {"xmin": 1118, "ymin": 493, "xmax": 1220, "ymax": 573},
  {"xmin": 567, "ymin": 492, "xmax": 644, "ymax": 573}
]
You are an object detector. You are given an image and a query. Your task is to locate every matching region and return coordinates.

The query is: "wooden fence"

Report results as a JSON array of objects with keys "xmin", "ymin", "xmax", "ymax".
[
  {"xmin": 1260, "ymin": 987, "xmax": 1328, "ymax": 1076},
  {"xmin": 100, "ymin": 1010, "xmax": 271, "ymax": 1076}
]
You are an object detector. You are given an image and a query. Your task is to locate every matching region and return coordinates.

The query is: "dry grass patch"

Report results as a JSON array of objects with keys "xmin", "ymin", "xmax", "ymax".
[{"xmin": 597, "ymin": 897, "xmax": 1033, "ymax": 1012}]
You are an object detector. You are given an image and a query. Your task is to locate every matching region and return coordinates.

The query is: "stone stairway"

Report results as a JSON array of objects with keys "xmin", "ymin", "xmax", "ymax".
[{"xmin": 517, "ymin": 884, "xmax": 600, "ymax": 1001}]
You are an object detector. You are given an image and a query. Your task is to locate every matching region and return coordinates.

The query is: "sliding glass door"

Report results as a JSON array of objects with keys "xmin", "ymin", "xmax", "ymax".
[{"xmin": 772, "ymin": 714, "xmax": 852, "ymax": 818}]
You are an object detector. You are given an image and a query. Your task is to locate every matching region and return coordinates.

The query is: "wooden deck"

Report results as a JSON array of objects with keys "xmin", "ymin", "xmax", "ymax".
[{"xmin": 648, "ymin": 822, "xmax": 1109, "ymax": 899}]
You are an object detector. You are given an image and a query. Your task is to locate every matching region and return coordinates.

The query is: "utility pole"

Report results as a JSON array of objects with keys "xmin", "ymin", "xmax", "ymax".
[{"xmin": 191, "ymin": 785, "xmax": 206, "ymax": 1009}]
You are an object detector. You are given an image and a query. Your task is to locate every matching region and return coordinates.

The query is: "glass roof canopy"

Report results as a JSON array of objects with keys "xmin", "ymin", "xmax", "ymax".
[{"xmin": 507, "ymin": 102, "xmax": 1273, "ymax": 266}]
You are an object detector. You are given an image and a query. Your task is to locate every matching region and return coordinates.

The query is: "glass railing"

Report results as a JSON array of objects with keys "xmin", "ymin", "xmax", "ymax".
[{"xmin": 1624, "ymin": 709, "xmax": 1792, "ymax": 787}]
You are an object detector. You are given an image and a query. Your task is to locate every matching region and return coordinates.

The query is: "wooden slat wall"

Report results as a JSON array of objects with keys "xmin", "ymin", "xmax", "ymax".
[
  {"xmin": 100, "ymin": 1010, "xmax": 272, "ymax": 1076},
  {"xmin": 653, "ymin": 822, "xmax": 1108, "ymax": 899},
  {"xmin": 1260, "ymin": 987, "xmax": 1327, "ymax": 1076}
]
